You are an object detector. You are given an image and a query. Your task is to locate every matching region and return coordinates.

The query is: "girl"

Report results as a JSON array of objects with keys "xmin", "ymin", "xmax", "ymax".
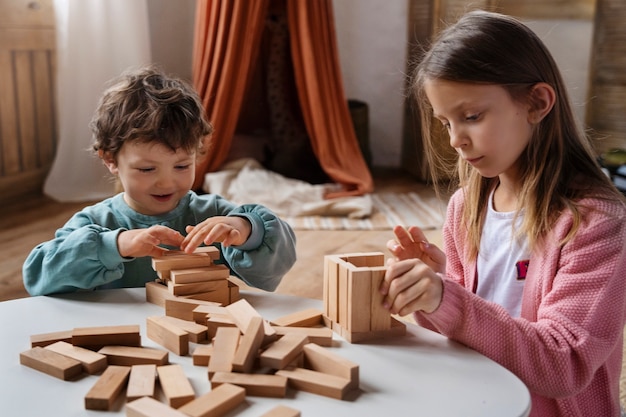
[{"xmin": 381, "ymin": 10, "xmax": 626, "ymax": 417}]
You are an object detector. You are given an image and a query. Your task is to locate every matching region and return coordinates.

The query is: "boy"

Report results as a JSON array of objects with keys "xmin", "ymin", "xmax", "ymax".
[{"xmin": 23, "ymin": 66, "xmax": 296, "ymax": 296}]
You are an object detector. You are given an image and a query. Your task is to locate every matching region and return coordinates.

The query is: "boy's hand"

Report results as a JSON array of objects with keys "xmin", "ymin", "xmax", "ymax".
[
  {"xmin": 387, "ymin": 225, "xmax": 446, "ymax": 274},
  {"xmin": 181, "ymin": 216, "xmax": 252, "ymax": 253},
  {"xmin": 380, "ymin": 257, "xmax": 443, "ymax": 316},
  {"xmin": 117, "ymin": 226, "xmax": 185, "ymax": 258}
]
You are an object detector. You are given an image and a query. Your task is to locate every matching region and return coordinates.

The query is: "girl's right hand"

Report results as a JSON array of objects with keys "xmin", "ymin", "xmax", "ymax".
[
  {"xmin": 387, "ymin": 225, "xmax": 446, "ymax": 274},
  {"xmin": 117, "ymin": 226, "xmax": 185, "ymax": 258}
]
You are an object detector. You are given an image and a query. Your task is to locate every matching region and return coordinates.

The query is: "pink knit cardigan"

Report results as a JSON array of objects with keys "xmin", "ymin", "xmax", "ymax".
[{"xmin": 416, "ymin": 189, "xmax": 626, "ymax": 417}]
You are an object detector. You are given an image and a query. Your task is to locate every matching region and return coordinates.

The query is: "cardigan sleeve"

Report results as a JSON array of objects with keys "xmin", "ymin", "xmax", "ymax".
[{"xmin": 416, "ymin": 196, "xmax": 626, "ymax": 398}]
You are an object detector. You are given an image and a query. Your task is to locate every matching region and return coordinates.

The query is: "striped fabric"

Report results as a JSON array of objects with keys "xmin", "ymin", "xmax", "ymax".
[{"xmin": 283, "ymin": 192, "xmax": 447, "ymax": 231}]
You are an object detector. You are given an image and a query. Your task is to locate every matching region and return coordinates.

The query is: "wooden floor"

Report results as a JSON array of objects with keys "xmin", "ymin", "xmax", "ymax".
[{"xmin": 0, "ymin": 168, "xmax": 443, "ymax": 303}]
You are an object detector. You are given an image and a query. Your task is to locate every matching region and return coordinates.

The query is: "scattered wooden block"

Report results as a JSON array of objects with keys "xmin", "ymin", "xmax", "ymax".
[
  {"xmin": 146, "ymin": 281, "xmax": 177, "ymax": 307},
  {"xmin": 259, "ymin": 405, "xmax": 301, "ymax": 417},
  {"xmin": 154, "ymin": 315, "xmax": 208, "ymax": 343},
  {"xmin": 20, "ymin": 346, "xmax": 83, "ymax": 380},
  {"xmin": 146, "ymin": 316, "xmax": 189, "ymax": 356},
  {"xmin": 126, "ymin": 396, "xmax": 188, "ymax": 417},
  {"xmin": 225, "ymin": 299, "xmax": 276, "ymax": 344},
  {"xmin": 72, "ymin": 325, "xmax": 141, "ymax": 350},
  {"xmin": 30, "ymin": 329, "xmax": 72, "ymax": 348},
  {"xmin": 270, "ymin": 308, "xmax": 324, "ymax": 328},
  {"xmin": 98, "ymin": 345, "xmax": 169, "ymax": 366},
  {"xmin": 272, "ymin": 326, "xmax": 333, "ymax": 347},
  {"xmin": 210, "ymin": 371, "xmax": 288, "ymax": 398},
  {"xmin": 276, "ymin": 367, "xmax": 352, "ymax": 400},
  {"xmin": 127, "ymin": 364, "xmax": 157, "ymax": 402},
  {"xmin": 177, "ymin": 383, "xmax": 245, "ymax": 417},
  {"xmin": 157, "ymin": 364, "xmax": 195, "ymax": 408},
  {"xmin": 84, "ymin": 365, "xmax": 131, "ymax": 410},
  {"xmin": 44, "ymin": 341, "xmax": 107, "ymax": 374},
  {"xmin": 206, "ymin": 315, "xmax": 238, "ymax": 339},
  {"xmin": 303, "ymin": 343, "xmax": 359, "ymax": 390},
  {"xmin": 207, "ymin": 327, "xmax": 240, "ymax": 379},
  {"xmin": 192, "ymin": 345, "xmax": 213, "ymax": 366},
  {"xmin": 192, "ymin": 304, "xmax": 228, "ymax": 324},
  {"xmin": 165, "ymin": 297, "xmax": 223, "ymax": 321},
  {"xmin": 231, "ymin": 316, "xmax": 265, "ymax": 373},
  {"xmin": 259, "ymin": 333, "xmax": 309, "ymax": 370}
]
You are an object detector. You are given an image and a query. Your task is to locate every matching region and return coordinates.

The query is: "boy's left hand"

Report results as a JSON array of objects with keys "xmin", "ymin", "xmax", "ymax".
[{"xmin": 181, "ymin": 216, "xmax": 252, "ymax": 253}]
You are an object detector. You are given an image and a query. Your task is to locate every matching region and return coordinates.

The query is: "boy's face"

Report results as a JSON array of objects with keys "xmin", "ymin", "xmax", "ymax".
[{"xmin": 103, "ymin": 140, "xmax": 196, "ymax": 215}]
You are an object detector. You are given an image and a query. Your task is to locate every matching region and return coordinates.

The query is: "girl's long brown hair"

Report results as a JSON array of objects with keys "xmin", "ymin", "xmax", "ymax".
[{"xmin": 412, "ymin": 10, "xmax": 623, "ymax": 261}]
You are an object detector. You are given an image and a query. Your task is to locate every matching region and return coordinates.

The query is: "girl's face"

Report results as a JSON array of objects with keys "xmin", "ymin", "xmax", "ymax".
[
  {"xmin": 103, "ymin": 141, "xmax": 196, "ymax": 215},
  {"xmin": 424, "ymin": 79, "xmax": 534, "ymax": 184}
]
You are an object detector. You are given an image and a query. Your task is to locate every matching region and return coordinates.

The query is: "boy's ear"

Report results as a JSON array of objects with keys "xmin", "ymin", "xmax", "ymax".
[
  {"xmin": 528, "ymin": 82, "xmax": 556, "ymax": 124},
  {"xmin": 99, "ymin": 150, "xmax": 118, "ymax": 175}
]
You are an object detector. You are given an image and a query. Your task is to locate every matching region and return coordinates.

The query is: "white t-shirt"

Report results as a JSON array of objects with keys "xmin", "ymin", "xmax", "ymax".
[{"xmin": 476, "ymin": 191, "xmax": 530, "ymax": 317}]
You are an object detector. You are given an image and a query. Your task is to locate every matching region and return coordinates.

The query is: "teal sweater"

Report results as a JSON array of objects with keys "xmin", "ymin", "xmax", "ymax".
[{"xmin": 23, "ymin": 192, "xmax": 296, "ymax": 296}]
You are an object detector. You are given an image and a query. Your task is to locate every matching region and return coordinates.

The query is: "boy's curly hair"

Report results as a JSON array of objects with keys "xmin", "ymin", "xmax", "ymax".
[{"xmin": 90, "ymin": 65, "xmax": 213, "ymax": 159}]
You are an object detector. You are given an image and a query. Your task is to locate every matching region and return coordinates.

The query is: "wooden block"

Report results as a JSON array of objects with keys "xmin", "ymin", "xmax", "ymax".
[
  {"xmin": 323, "ymin": 255, "xmax": 340, "ymax": 321},
  {"xmin": 72, "ymin": 325, "xmax": 141, "ymax": 350},
  {"xmin": 85, "ymin": 365, "xmax": 131, "ymax": 410},
  {"xmin": 270, "ymin": 308, "xmax": 324, "ymax": 328},
  {"xmin": 152, "ymin": 254, "xmax": 214, "ymax": 273},
  {"xmin": 225, "ymin": 299, "xmax": 276, "ymax": 343},
  {"xmin": 228, "ymin": 279, "xmax": 240, "ymax": 304},
  {"xmin": 147, "ymin": 316, "xmax": 189, "ymax": 356},
  {"xmin": 369, "ymin": 266, "xmax": 391, "ymax": 331},
  {"xmin": 207, "ymin": 327, "xmax": 240, "ymax": 379},
  {"xmin": 127, "ymin": 364, "xmax": 157, "ymax": 402},
  {"xmin": 339, "ymin": 316, "xmax": 406, "ymax": 343},
  {"xmin": 259, "ymin": 405, "xmax": 301, "ymax": 417},
  {"xmin": 168, "ymin": 279, "xmax": 228, "ymax": 296},
  {"xmin": 170, "ymin": 264, "xmax": 230, "ymax": 284},
  {"xmin": 161, "ymin": 245, "xmax": 220, "ymax": 260},
  {"xmin": 20, "ymin": 346, "xmax": 83, "ymax": 380},
  {"xmin": 98, "ymin": 345, "xmax": 169, "ymax": 366},
  {"xmin": 338, "ymin": 262, "xmax": 349, "ymax": 329},
  {"xmin": 192, "ymin": 345, "xmax": 213, "ymax": 366},
  {"xmin": 30, "ymin": 329, "xmax": 72, "ymax": 348},
  {"xmin": 178, "ymin": 382, "xmax": 245, "ymax": 417},
  {"xmin": 192, "ymin": 304, "xmax": 227, "ymax": 324},
  {"xmin": 157, "ymin": 364, "xmax": 195, "ymax": 408},
  {"xmin": 146, "ymin": 281, "xmax": 176, "ymax": 307},
  {"xmin": 231, "ymin": 316, "xmax": 265, "ymax": 373},
  {"xmin": 44, "ymin": 341, "xmax": 107, "ymax": 374},
  {"xmin": 303, "ymin": 343, "xmax": 359, "ymax": 390},
  {"xmin": 343, "ymin": 252, "xmax": 385, "ymax": 268},
  {"xmin": 272, "ymin": 326, "xmax": 333, "ymax": 347},
  {"xmin": 165, "ymin": 297, "xmax": 223, "ymax": 321},
  {"xmin": 207, "ymin": 315, "xmax": 238, "ymax": 339},
  {"xmin": 126, "ymin": 396, "xmax": 188, "ymax": 417},
  {"xmin": 259, "ymin": 333, "xmax": 309, "ymax": 370},
  {"xmin": 154, "ymin": 315, "xmax": 208, "ymax": 343},
  {"xmin": 276, "ymin": 367, "xmax": 352, "ymax": 400},
  {"xmin": 184, "ymin": 286, "xmax": 231, "ymax": 305},
  {"xmin": 211, "ymin": 371, "xmax": 287, "ymax": 398},
  {"xmin": 347, "ymin": 267, "xmax": 371, "ymax": 333}
]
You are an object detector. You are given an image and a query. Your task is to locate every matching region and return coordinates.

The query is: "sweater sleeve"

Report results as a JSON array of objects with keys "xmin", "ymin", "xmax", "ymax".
[
  {"xmin": 416, "ymin": 196, "xmax": 626, "ymax": 398},
  {"xmin": 22, "ymin": 212, "xmax": 129, "ymax": 296},
  {"xmin": 221, "ymin": 203, "xmax": 297, "ymax": 292}
]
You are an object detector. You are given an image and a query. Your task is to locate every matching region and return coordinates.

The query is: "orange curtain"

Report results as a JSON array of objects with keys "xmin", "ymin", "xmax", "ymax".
[{"xmin": 192, "ymin": 0, "xmax": 373, "ymax": 197}]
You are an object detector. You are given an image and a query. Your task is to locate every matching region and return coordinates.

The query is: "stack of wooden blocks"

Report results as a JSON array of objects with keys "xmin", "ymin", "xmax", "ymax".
[
  {"xmin": 149, "ymin": 246, "xmax": 240, "ymax": 305},
  {"xmin": 323, "ymin": 252, "xmax": 406, "ymax": 343}
]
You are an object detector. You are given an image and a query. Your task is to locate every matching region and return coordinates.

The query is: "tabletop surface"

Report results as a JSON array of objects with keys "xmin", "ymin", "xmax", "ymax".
[{"xmin": 0, "ymin": 288, "xmax": 531, "ymax": 417}]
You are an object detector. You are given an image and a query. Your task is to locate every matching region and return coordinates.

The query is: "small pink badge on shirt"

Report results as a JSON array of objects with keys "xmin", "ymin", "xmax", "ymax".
[{"xmin": 516, "ymin": 260, "xmax": 530, "ymax": 281}]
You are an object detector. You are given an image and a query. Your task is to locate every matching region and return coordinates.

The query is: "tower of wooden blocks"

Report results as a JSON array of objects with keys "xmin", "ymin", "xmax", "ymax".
[{"xmin": 323, "ymin": 252, "xmax": 405, "ymax": 343}]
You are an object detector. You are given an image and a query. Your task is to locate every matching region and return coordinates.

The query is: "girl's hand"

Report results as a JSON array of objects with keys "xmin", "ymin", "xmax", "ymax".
[
  {"xmin": 117, "ymin": 226, "xmax": 185, "ymax": 258},
  {"xmin": 380, "ymin": 257, "xmax": 443, "ymax": 316},
  {"xmin": 181, "ymin": 216, "xmax": 252, "ymax": 253},
  {"xmin": 387, "ymin": 225, "xmax": 446, "ymax": 274}
]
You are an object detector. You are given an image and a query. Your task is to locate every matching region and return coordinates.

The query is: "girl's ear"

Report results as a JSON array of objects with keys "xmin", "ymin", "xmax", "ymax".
[
  {"xmin": 528, "ymin": 82, "xmax": 556, "ymax": 124},
  {"xmin": 99, "ymin": 150, "xmax": 119, "ymax": 175}
]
